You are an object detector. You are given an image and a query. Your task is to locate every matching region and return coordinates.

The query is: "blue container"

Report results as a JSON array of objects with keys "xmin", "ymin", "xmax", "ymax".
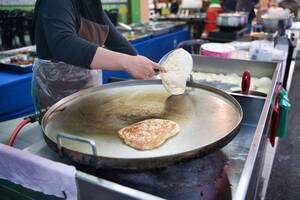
[{"xmin": 0, "ymin": 69, "xmax": 35, "ymax": 121}]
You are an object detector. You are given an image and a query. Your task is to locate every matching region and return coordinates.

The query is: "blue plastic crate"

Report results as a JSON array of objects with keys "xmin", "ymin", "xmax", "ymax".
[{"xmin": 0, "ymin": 69, "xmax": 35, "ymax": 121}]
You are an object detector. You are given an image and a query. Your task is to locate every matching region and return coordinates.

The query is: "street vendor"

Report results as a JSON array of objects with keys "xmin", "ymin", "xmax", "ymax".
[{"xmin": 32, "ymin": 0, "xmax": 165, "ymax": 111}]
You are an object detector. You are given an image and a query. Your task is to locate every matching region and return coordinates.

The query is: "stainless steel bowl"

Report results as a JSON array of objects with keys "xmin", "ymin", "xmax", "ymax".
[
  {"xmin": 217, "ymin": 12, "xmax": 248, "ymax": 31},
  {"xmin": 262, "ymin": 15, "xmax": 293, "ymax": 33}
]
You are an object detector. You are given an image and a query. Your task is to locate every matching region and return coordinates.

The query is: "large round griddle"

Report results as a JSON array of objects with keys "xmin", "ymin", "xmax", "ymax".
[{"xmin": 42, "ymin": 80, "xmax": 242, "ymax": 169}]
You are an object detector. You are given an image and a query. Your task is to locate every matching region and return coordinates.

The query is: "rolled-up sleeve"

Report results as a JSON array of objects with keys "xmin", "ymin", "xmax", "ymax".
[{"xmin": 40, "ymin": 0, "xmax": 98, "ymax": 68}]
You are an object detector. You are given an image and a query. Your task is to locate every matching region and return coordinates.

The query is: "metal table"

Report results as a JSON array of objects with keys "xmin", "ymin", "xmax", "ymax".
[
  {"xmin": 18, "ymin": 56, "xmax": 281, "ymax": 200},
  {"xmin": 151, "ymin": 16, "xmax": 206, "ymax": 39},
  {"xmin": 22, "ymin": 93, "xmax": 264, "ymax": 199}
]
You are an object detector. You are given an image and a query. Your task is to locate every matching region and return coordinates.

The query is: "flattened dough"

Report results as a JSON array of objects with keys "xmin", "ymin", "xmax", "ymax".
[{"xmin": 160, "ymin": 48, "xmax": 193, "ymax": 95}]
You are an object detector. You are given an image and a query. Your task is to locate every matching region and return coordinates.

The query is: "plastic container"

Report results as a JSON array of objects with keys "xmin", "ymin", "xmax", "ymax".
[
  {"xmin": 0, "ymin": 70, "xmax": 35, "ymax": 121},
  {"xmin": 201, "ymin": 43, "xmax": 235, "ymax": 58}
]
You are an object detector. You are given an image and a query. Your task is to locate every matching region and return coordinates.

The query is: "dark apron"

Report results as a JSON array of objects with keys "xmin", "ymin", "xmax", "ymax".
[{"xmin": 31, "ymin": 17, "xmax": 109, "ymax": 111}]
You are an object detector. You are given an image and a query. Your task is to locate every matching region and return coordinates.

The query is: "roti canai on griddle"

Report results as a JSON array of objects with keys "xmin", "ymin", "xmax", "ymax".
[
  {"xmin": 160, "ymin": 48, "xmax": 193, "ymax": 95},
  {"xmin": 118, "ymin": 119, "xmax": 180, "ymax": 150}
]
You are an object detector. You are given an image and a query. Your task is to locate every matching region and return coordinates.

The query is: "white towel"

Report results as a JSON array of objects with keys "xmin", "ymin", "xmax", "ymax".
[{"xmin": 0, "ymin": 144, "xmax": 77, "ymax": 199}]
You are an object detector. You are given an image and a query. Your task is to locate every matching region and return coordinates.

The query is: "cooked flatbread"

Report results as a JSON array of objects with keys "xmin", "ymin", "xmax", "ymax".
[
  {"xmin": 118, "ymin": 119, "xmax": 180, "ymax": 150},
  {"xmin": 160, "ymin": 48, "xmax": 193, "ymax": 95}
]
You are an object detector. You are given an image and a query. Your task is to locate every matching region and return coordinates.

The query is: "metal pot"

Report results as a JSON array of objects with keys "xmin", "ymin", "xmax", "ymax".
[
  {"xmin": 262, "ymin": 15, "xmax": 293, "ymax": 33},
  {"xmin": 217, "ymin": 12, "xmax": 248, "ymax": 32}
]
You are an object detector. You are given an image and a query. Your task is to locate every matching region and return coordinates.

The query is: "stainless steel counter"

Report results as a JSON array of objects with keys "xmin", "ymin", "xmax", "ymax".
[
  {"xmin": 193, "ymin": 56, "xmax": 280, "ymax": 200},
  {"xmin": 1, "ymin": 56, "xmax": 280, "ymax": 200},
  {"xmin": 22, "ymin": 92, "xmax": 266, "ymax": 199}
]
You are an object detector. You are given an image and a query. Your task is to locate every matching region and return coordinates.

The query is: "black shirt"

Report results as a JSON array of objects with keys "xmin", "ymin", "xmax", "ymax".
[{"xmin": 34, "ymin": 0, "xmax": 137, "ymax": 69}]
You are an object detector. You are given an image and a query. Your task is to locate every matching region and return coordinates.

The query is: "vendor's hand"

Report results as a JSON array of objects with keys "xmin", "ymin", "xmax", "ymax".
[{"xmin": 124, "ymin": 55, "xmax": 166, "ymax": 79}]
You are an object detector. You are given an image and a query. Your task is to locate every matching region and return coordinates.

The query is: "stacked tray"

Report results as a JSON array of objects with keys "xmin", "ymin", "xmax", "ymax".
[{"xmin": 0, "ymin": 50, "xmax": 36, "ymax": 73}]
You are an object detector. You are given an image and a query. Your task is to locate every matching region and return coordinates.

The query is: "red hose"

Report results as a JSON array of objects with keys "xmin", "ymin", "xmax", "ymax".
[{"xmin": 8, "ymin": 119, "xmax": 29, "ymax": 146}]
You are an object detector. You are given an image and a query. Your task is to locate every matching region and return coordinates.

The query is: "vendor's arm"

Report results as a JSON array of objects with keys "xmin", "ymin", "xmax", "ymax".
[
  {"xmin": 90, "ymin": 47, "xmax": 164, "ymax": 79},
  {"xmin": 91, "ymin": 11, "xmax": 165, "ymax": 79}
]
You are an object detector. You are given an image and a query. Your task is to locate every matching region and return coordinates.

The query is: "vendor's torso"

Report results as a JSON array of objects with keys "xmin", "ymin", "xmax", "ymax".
[
  {"xmin": 32, "ymin": 0, "xmax": 108, "ymax": 111},
  {"xmin": 34, "ymin": 0, "xmax": 107, "ymax": 62}
]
